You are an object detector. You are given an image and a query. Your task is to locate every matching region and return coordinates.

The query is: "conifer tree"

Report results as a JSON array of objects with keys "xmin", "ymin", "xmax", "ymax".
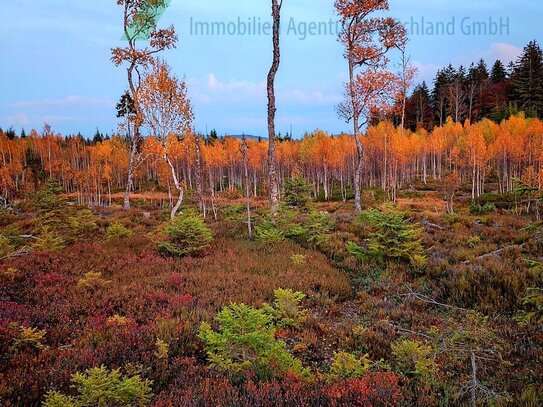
[{"xmin": 511, "ymin": 40, "xmax": 543, "ymax": 117}]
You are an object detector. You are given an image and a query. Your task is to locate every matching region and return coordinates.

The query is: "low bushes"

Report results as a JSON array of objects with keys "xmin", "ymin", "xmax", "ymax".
[
  {"xmin": 43, "ymin": 365, "xmax": 153, "ymax": 407},
  {"xmin": 158, "ymin": 209, "xmax": 213, "ymax": 256},
  {"xmin": 469, "ymin": 200, "xmax": 497, "ymax": 214},
  {"xmin": 106, "ymin": 223, "xmax": 132, "ymax": 240},
  {"xmin": 255, "ymin": 207, "xmax": 334, "ymax": 249},
  {"xmin": 328, "ymin": 351, "xmax": 370, "ymax": 380},
  {"xmin": 283, "ymin": 177, "xmax": 312, "ymax": 210},
  {"xmin": 347, "ymin": 207, "xmax": 426, "ymax": 267},
  {"xmin": 198, "ymin": 301, "xmax": 310, "ymax": 380}
]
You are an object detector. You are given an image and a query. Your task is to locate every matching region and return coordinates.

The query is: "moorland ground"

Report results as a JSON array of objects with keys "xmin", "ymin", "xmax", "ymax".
[{"xmin": 0, "ymin": 181, "xmax": 542, "ymax": 406}]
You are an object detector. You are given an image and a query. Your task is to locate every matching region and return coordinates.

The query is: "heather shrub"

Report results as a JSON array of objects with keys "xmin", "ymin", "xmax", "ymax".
[
  {"xmin": 158, "ymin": 209, "xmax": 213, "ymax": 256},
  {"xmin": 446, "ymin": 258, "xmax": 532, "ymax": 313},
  {"xmin": 328, "ymin": 351, "xmax": 371, "ymax": 380},
  {"xmin": 106, "ymin": 223, "xmax": 132, "ymax": 240},
  {"xmin": 43, "ymin": 365, "xmax": 153, "ymax": 407},
  {"xmin": 198, "ymin": 303, "xmax": 310, "ymax": 379}
]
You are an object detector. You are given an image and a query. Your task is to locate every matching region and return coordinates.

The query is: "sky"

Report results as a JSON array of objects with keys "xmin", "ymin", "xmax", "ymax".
[{"xmin": 0, "ymin": 0, "xmax": 541, "ymax": 138}]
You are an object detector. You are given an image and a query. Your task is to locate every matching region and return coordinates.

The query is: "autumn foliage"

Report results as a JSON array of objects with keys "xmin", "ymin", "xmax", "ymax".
[{"xmin": 1, "ymin": 114, "xmax": 541, "ymax": 209}]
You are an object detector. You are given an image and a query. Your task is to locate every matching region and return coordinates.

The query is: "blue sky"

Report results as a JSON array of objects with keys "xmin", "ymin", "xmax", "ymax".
[{"xmin": 0, "ymin": 0, "xmax": 541, "ymax": 138}]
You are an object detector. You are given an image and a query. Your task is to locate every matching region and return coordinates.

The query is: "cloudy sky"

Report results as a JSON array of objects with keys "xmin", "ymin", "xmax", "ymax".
[{"xmin": 0, "ymin": 0, "xmax": 540, "ymax": 137}]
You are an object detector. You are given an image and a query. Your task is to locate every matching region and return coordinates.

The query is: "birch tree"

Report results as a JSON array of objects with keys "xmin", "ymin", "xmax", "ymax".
[
  {"xmin": 138, "ymin": 61, "xmax": 193, "ymax": 218},
  {"xmin": 335, "ymin": 0, "xmax": 406, "ymax": 211},
  {"xmin": 112, "ymin": 0, "xmax": 177, "ymax": 210}
]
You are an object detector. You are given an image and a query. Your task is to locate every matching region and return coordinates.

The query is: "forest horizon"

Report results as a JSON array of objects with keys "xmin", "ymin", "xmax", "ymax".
[{"xmin": 1, "ymin": 1, "xmax": 542, "ymax": 406}]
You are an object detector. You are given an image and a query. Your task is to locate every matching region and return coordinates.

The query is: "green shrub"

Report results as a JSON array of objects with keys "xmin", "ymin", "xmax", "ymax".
[
  {"xmin": 348, "ymin": 208, "xmax": 424, "ymax": 265},
  {"xmin": 328, "ymin": 351, "xmax": 371, "ymax": 380},
  {"xmin": 290, "ymin": 254, "xmax": 307, "ymax": 266},
  {"xmin": 77, "ymin": 272, "xmax": 111, "ymax": 290},
  {"xmin": 34, "ymin": 179, "xmax": 67, "ymax": 229},
  {"xmin": 514, "ymin": 288, "xmax": 543, "ymax": 327},
  {"xmin": 0, "ymin": 235, "xmax": 15, "ymax": 257},
  {"xmin": 68, "ymin": 209, "xmax": 97, "ymax": 235},
  {"xmin": 33, "ymin": 226, "xmax": 65, "ymax": 252},
  {"xmin": 221, "ymin": 204, "xmax": 246, "ymax": 222},
  {"xmin": 300, "ymin": 210, "xmax": 334, "ymax": 248},
  {"xmin": 469, "ymin": 200, "xmax": 497, "ymax": 214},
  {"xmin": 255, "ymin": 207, "xmax": 333, "ymax": 249},
  {"xmin": 35, "ymin": 178, "xmax": 65, "ymax": 211},
  {"xmin": 107, "ymin": 223, "xmax": 133, "ymax": 240},
  {"xmin": 43, "ymin": 365, "xmax": 153, "ymax": 407},
  {"xmin": 391, "ymin": 339, "xmax": 436, "ymax": 381},
  {"xmin": 478, "ymin": 192, "xmax": 515, "ymax": 210},
  {"xmin": 410, "ymin": 254, "xmax": 428, "ymax": 273},
  {"xmin": 158, "ymin": 209, "xmax": 213, "ymax": 256},
  {"xmin": 198, "ymin": 303, "xmax": 310, "ymax": 379},
  {"xmin": 12, "ymin": 326, "xmax": 46, "ymax": 352},
  {"xmin": 466, "ymin": 235, "xmax": 481, "ymax": 248},
  {"xmin": 255, "ymin": 220, "xmax": 285, "ymax": 243},
  {"xmin": 283, "ymin": 177, "xmax": 312, "ymax": 209},
  {"xmin": 263, "ymin": 288, "xmax": 307, "ymax": 329},
  {"xmin": 154, "ymin": 338, "xmax": 169, "ymax": 360}
]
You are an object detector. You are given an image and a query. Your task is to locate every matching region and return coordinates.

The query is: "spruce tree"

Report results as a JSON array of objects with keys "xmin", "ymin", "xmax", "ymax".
[
  {"xmin": 511, "ymin": 40, "xmax": 543, "ymax": 117},
  {"xmin": 490, "ymin": 60, "xmax": 507, "ymax": 83},
  {"xmin": 411, "ymin": 82, "xmax": 432, "ymax": 129}
]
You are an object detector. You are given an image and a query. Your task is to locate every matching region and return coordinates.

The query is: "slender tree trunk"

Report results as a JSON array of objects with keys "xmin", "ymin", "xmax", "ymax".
[
  {"xmin": 267, "ymin": 0, "xmax": 282, "ymax": 213},
  {"xmin": 164, "ymin": 151, "xmax": 184, "ymax": 219},
  {"xmin": 348, "ymin": 58, "xmax": 363, "ymax": 212},
  {"xmin": 470, "ymin": 350, "xmax": 477, "ymax": 407},
  {"xmin": 194, "ymin": 134, "xmax": 204, "ymax": 213},
  {"xmin": 124, "ymin": 134, "xmax": 137, "ymax": 210},
  {"xmin": 241, "ymin": 137, "xmax": 252, "ymax": 237},
  {"xmin": 121, "ymin": 8, "xmax": 143, "ymax": 211}
]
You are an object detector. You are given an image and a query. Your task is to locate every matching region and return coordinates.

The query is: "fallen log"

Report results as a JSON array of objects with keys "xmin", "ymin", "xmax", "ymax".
[{"xmin": 461, "ymin": 244, "xmax": 524, "ymax": 265}]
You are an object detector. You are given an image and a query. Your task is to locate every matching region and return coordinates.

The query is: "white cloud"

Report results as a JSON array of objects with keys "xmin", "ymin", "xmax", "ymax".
[
  {"xmin": 280, "ymin": 89, "xmax": 342, "ymax": 105},
  {"xmin": 412, "ymin": 61, "xmax": 441, "ymax": 84},
  {"xmin": 482, "ymin": 42, "xmax": 522, "ymax": 64},
  {"xmin": 206, "ymin": 73, "xmax": 266, "ymax": 94},
  {"xmin": 200, "ymin": 73, "xmax": 341, "ymax": 106},
  {"xmin": 3, "ymin": 113, "xmax": 30, "ymax": 127}
]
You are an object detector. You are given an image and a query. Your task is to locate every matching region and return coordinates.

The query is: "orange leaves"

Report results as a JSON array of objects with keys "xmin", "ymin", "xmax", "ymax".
[
  {"xmin": 138, "ymin": 61, "xmax": 193, "ymax": 143},
  {"xmin": 335, "ymin": 0, "xmax": 389, "ymax": 20},
  {"xmin": 335, "ymin": 0, "xmax": 404, "ymax": 67},
  {"xmin": 352, "ymin": 69, "xmax": 402, "ymax": 122}
]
